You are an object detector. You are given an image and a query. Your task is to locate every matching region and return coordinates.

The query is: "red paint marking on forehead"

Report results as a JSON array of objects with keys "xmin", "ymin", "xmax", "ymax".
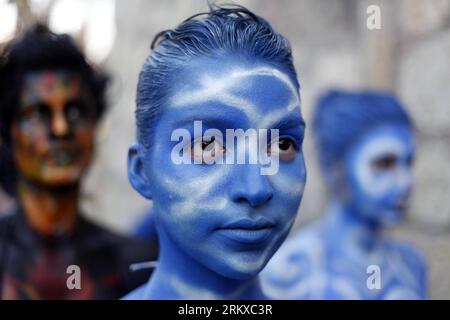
[
  {"xmin": 42, "ymin": 71, "xmax": 57, "ymax": 85},
  {"xmin": 21, "ymin": 71, "xmax": 81, "ymax": 109}
]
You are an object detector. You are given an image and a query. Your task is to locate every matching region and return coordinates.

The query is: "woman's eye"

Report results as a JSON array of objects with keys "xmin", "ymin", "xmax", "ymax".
[
  {"xmin": 24, "ymin": 109, "xmax": 41, "ymax": 122},
  {"xmin": 372, "ymin": 154, "xmax": 397, "ymax": 171},
  {"xmin": 65, "ymin": 101, "xmax": 90, "ymax": 123},
  {"xmin": 191, "ymin": 136, "xmax": 225, "ymax": 164},
  {"xmin": 67, "ymin": 106, "xmax": 80, "ymax": 122},
  {"xmin": 20, "ymin": 104, "xmax": 50, "ymax": 123},
  {"xmin": 268, "ymin": 138, "xmax": 297, "ymax": 161}
]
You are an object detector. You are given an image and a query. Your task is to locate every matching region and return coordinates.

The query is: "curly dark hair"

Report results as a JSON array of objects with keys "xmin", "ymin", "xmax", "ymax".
[{"xmin": 0, "ymin": 24, "xmax": 108, "ymax": 196}]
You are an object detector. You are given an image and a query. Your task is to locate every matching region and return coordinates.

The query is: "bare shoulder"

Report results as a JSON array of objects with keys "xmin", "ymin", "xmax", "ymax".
[
  {"xmin": 121, "ymin": 284, "xmax": 147, "ymax": 300},
  {"xmin": 386, "ymin": 239, "xmax": 427, "ymax": 271}
]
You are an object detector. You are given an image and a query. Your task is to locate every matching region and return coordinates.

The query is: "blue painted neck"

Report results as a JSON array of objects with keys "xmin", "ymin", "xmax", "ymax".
[
  {"xmin": 324, "ymin": 200, "xmax": 381, "ymax": 252},
  {"xmin": 143, "ymin": 220, "xmax": 267, "ymax": 299}
]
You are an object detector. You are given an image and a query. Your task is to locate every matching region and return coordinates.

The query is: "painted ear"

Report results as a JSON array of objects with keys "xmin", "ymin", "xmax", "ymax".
[{"xmin": 128, "ymin": 143, "xmax": 152, "ymax": 199}]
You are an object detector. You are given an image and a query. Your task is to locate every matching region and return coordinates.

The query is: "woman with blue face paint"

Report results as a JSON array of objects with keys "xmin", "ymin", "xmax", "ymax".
[
  {"xmin": 261, "ymin": 90, "xmax": 427, "ymax": 300},
  {"xmin": 124, "ymin": 5, "xmax": 307, "ymax": 299}
]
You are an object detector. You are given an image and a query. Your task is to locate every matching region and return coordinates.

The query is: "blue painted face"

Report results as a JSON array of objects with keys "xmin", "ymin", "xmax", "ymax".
[
  {"xmin": 130, "ymin": 58, "xmax": 306, "ymax": 280},
  {"xmin": 343, "ymin": 124, "xmax": 415, "ymax": 226}
]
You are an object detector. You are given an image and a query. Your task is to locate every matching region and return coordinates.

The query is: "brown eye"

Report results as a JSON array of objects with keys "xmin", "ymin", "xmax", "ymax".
[
  {"xmin": 190, "ymin": 136, "xmax": 225, "ymax": 164},
  {"xmin": 20, "ymin": 104, "xmax": 50, "ymax": 123},
  {"xmin": 268, "ymin": 138, "xmax": 297, "ymax": 161},
  {"xmin": 65, "ymin": 100, "xmax": 92, "ymax": 123},
  {"xmin": 67, "ymin": 107, "xmax": 80, "ymax": 122},
  {"xmin": 372, "ymin": 154, "xmax": 397, "ymax": 171}
]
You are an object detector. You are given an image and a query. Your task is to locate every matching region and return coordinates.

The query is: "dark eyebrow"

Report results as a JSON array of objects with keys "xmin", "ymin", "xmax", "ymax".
[
  {"xmin": 268, "ymin": 115, "xmax": 306, "ymax": 130},
  {"xmin": 172, "ymin": 114, "xmax": 249, "ymax": 130},
  {"xmin": 171, "ymin": 103, "xmax": 250, "ymax": 127},
  {"xmin": 19, "ymin": 101, "xmax": 48, "ymax": 111}
]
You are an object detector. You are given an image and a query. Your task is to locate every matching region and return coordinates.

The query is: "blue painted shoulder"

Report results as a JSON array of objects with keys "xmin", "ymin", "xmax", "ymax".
[{"xmin": 121, "ymin": 284, "xmax": 147, "ymax": 300}]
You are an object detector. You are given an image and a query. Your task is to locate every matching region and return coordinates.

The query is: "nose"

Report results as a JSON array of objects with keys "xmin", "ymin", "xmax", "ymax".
[
  {"xmin": 230, "ymin": 164, "xmax": 274, "ymax": 207},
  {"xmin": 51, "ymin": 110, "xmax": 70, "ymax": 138}
]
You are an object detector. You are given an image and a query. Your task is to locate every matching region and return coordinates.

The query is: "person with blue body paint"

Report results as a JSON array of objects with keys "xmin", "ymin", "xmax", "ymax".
[
  {"xmin": 133, "ymin": 208, "xmax": 158, "ymax": 243},
  {"xmin": 261, "ymin": 90, "xmax": 428, "ymax": 300},
  {"xmin": 124, "ymin": 5, "xmax": 307, "ymax": 299}
]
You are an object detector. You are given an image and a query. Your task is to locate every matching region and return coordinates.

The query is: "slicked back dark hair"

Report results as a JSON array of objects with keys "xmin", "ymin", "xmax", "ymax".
[{"xmin": 136, "ymin": 4, "xmax": 299, "ymax": 150}]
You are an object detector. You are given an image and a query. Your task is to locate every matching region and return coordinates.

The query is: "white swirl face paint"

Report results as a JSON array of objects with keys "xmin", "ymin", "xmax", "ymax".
[{"xmin": 170, "ymin": 66, "xmax": 301, "ymax": 116}]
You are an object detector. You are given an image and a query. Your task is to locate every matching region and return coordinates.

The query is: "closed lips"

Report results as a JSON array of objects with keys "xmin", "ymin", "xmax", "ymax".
[
  {"xmin": 218, "ymin": 218, "xmax": 275, "ymax": 230},
  {"xmin": 217, "ymin": 218, "xmax": 275, "ymax": 244}
]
